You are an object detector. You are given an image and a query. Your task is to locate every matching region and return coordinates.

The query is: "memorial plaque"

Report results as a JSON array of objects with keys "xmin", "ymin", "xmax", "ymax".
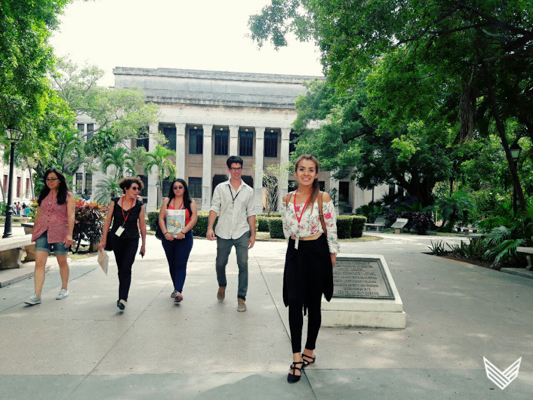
[{"xmin": 332, "ymin": 257, "xmax": 395, "ymax": 299}]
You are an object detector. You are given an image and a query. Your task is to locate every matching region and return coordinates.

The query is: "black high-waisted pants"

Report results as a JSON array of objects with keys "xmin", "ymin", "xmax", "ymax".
[
  {"xmin": 283, "ymin": 234, "xmax": 333, "ymax": 354},
  {"xmin": 111, "ymin": 235, "xmax": 139, "ymax": 301}
]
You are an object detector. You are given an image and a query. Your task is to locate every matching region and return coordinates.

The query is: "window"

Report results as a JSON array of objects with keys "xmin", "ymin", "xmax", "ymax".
[
  {"xmin": 137, "ymin": 126, "xmax": 149, "ymax": 151},
  {"xmin": 264, "ymin": 131, "xmax": 278, "ymax": 158},
  {"xmin": 162, "ymin": 177, "xmax": 172, "ymax": 197},
  {"xmin": 76, "ymin": 173, "xmax": 83, "ymax": 194},
  {"xmin": 188, "ymin": 177, "xmax": 202, "ymax": 198},
  {"xmin": 17, "ymin": 177, "xmax": 21, "ymax": 198},
  {"xmin": 239, "ymin": 131, "xmax": 253, "ymax": 157},
  {"xmin": 87, "ymin": 123, "xmax": 94, "ymax": 141},
  {"xmin": 85, "ymin": 174, "xmax": 92, "ymax": 195},
  {"xmin": 288, "ymin": 180, "xmax": 297, "ymax": 191},
  {"xmin": 289, "ymin": 131, "xmax": 297, "ymax": 154},
  {"xmin": 162, "ymin": 125, "xmax": 177, "ymax": 151},
  {"xmin": 138, "ymin": 175, "xmax": 148, "ymax": 198},
  {"xmin": 214, "ymin": 130, "xmax": 229, "ymax": 156},
  {"xmin": 77, "ymin": 123, "xmax": 84, "ymax": 135},
  {"xmin": 339, "ymin": 182, "xmax": 349, "ymax": 203},
  {"xmin": 189, "ymin": 129, "xmax": 203, "ymax": 154},
  {"xmin": 3, "ymin": 175, "xmax": 7, "ymax": 192},
  {"xmin": 26, "ymin": 178, "xmax": 30, "ymax": 198}
]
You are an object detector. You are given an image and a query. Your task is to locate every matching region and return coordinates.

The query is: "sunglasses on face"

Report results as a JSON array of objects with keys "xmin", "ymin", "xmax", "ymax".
[
  {"xmin": 46, "ymin": 178, "xmax": 59, "ymax": 182},
  {"xmin": 131, "ymin": 187, "xmax": 140, "ymax": 191},
  {"xmin": 230, "ymin": 168, "xmax": 242, "ymax": 171},
  {"xmin": 173, "ymin": 186, "xmax": 184, "ymax": 190}
]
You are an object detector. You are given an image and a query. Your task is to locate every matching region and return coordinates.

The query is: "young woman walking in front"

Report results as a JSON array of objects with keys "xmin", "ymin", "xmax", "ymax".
[
  {"xmin": 25, "ymin": 169, "xmax": 75, "ymax": 305},
  {"xmin": 99, "ymin": 177, "xmax": 146, "ymax": 311},
  {"xmin": 158, "ymin": 178, "xmax": 198, "ymax": 303},
  {"xmin": 281, "ymin": 155, "xmax": 339, "ymax": 383}
]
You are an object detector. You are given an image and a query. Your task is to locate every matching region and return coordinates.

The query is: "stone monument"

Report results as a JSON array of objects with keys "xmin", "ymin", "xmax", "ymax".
[{"xmin": 321, "ymin": 254, "xmax": 406, "ymax": 328}]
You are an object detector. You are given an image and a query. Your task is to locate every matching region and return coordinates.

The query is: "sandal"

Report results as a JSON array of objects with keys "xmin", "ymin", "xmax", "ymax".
[
  {"xmin": 302, "ymin": 353, "xmax": 316, "ymax": 367},
  {"xmin": 287, "ymin": 361, "xmax": 304, "ymax": 383}
]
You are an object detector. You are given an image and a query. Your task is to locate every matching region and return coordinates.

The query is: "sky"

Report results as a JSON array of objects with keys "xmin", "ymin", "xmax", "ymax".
[{"xmin": 50, "ymin": 0, "xmax": 324, "ymax": 87}]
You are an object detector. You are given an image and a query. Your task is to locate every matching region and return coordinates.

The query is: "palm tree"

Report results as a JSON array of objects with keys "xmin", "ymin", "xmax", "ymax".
[
  {"xmin": 144, "ymin": 145, "xmax": 176, "ymax": 208},
  {"xmin": 100, "ymin": 147, "xmax": 130, "ymax": 179},
  {"xmin": 125, "ymin": 147, "xmax": 148, "ymax": 176},
  {"xmin": 95, "ymin": 177, "xmax": 121, "ymax": 205}
]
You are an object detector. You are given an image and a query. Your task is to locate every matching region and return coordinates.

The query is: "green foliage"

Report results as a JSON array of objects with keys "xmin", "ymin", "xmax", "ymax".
[
  {"xmin": 195, "ymin": 211, "xmax": 217, "ymax": 237},
  {"xmin": 147, "ymin": 210, "xmax": 160, "ymax": 231},
  {"xmin": 434, "ymin": 191, "xmax": 476, "ymax": 231},
  {"xmin": 336, "ymin": 216, "xmax": 353, "ymax": 239},
  {"xmin": 267, "ymin": 217, "xmax": 284, "ymax": 238},
  {"xmin": 447, "ymin": 239, "xmax": 489, "ymax": 262},
  {"xmin": 144, "ymin": 144, "xmax": 177, "ymax": 206},
  {"xmin": 95, "ymin": 177, "xmax": 121, "ymax": 205},
  {"xmin": 428, "ymin": 240, "xmax": 447, "ymax": 256},
  {"xmin": 385, "ymin": 211, "xmax": 435, "ymax": 235},
  {"xmin": 257, "ymin": 216, "xmax": 271, "ymax": 232},
  {"xmin": 350, "ymin": 216, "xmax": 366, "ymax": 238},
  {"xmin": 72, "ymin": 200, "xmax": 106, "ymax": 254},
  {"xmin": 355, "ymin": 203, "xmax": 386, "ymax": 224}
]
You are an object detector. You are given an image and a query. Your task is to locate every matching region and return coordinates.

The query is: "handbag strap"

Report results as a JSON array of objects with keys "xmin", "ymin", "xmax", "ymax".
[{"xmin": 318, "ymin": 191, "xmax": 327, "ymax": 235}]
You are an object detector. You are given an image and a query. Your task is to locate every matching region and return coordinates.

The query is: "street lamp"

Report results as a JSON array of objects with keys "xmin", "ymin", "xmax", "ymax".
[
  {"xmin": 3, "ymin": 125, "xmax": 22, "ymax": 238},
  {"xmin": 510, "ymin": 143, "xmax": 522, "ymax": 216},
  {"xmin": 155, "ymin": 181, "xmax": 161, "ymax": 209}
]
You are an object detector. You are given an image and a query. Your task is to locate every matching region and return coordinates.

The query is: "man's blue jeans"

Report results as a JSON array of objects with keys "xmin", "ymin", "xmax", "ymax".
[{"xmin": 216, "ymin": 231, "xmax": 250, "ymax": 300}]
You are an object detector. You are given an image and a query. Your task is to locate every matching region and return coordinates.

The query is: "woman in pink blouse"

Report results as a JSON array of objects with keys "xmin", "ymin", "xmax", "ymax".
[
  {"xmin": 25, "ymin": 169, "xmax": 75, "ymax": 306},
  {"xmin": 281, "ymin": 155, "xmax": 339, "ymax": 383}
]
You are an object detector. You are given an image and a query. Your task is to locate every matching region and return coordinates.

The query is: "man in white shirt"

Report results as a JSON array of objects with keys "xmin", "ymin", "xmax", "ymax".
[{"xmin": 207, "ymin": 156, "xmax": 256, "ymax": 312}]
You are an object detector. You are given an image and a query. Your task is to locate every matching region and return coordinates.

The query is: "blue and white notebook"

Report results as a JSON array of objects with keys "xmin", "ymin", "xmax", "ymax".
[{"xmin": 166, "ymin": 209, "xmax": 186, "ymax": 235}]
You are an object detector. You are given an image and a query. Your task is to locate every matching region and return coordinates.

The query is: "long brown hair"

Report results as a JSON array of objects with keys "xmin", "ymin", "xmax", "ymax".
[{"xmin": 294, "ymin": 154, "xmax": 321, "ymax": 209}]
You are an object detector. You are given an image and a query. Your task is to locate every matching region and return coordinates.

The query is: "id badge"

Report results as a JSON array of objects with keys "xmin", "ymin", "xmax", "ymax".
[
  {"xmin": 115, "ymin": 226, "xmax": 125, "ymax": 237},
  {"xmin": 294, "ymin": 236, "xmax": 299, "ymax": 250}
]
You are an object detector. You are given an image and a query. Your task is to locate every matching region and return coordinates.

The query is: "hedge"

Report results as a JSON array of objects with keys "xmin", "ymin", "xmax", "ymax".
[
  {"xmin": 257, "ymin": 216, "xmax": 271, "ymax": 232},
  {"xmin": 267, "ymin": 217, "xmax": 284, "ymax": 238},
  {"xmin": 147, "ymin": 210, "xmax": 159, "ymax": 231},
  {"xmin": 336, "ymin": 216, "xmax": 353, "ymax": 239},
  {"xmin": 351, "ymin": 216, "xmax": 367, "ymax": 238}
]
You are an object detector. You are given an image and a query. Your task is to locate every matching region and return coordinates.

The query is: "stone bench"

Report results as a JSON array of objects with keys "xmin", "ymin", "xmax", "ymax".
[
  {"xmin": 0, "ymin": 235, "xmax": 34, "ymax": 269},
  {"xmin": 517, "ymin": 247, "xmax": 533, "ymax": 271},
  {"xmin": 365, "ymin": 216, "xmax": 386, "ymax": 232}
]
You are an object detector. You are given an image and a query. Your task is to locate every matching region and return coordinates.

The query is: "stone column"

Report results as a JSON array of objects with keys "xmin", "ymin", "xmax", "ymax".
[
  {"xmin": 278, "ymin": 128, "xmax": 291, "ymax": 210},
  {"xmin": 254, "ymin": 127, "xmax": 265, "ymax": 214},
  {"xmin": 201, "ymin": 124, "xmax": 213, "ymax": 211},
  {"xmin": 147, "ymin": 123, "xmax": 159, "ymax": 212},
  {"xmin": 229, "ymin": 125, "xmax": 239, "ymax": 156},
  {"xmin": 175, "ymin": 123, "xmax": 186, "ymax": 178}
]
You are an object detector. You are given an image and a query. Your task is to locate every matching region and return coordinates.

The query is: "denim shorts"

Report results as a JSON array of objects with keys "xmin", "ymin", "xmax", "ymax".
[{"xmin": 34, "ymin": 231, "xmax": 69, "ymax": 255}]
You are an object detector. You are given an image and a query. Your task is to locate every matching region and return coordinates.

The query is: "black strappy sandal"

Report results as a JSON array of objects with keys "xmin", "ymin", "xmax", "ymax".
[
  {"xmin": 287, "ymin": 361, "xmax": 304, "ymax": 383},
  {"xmin": 302, "ymin": 353, "xmax": 316, "ymax": 367}
]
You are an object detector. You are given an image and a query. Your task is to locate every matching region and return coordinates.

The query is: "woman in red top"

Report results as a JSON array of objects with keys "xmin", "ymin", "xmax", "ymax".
[
  {"xmin": 158, "ymin": 178, "xmax": 198, "ymax": 303},
  {"xmin": 25, "ymin": 169, "xmax": 75, "ymax": 306}
]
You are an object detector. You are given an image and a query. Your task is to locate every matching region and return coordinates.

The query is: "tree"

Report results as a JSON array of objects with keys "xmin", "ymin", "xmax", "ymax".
[
  {"xmin": 262, "ymin": 163, "xmax": 290, "ymax": 215},
  {"xmin": 249, "ymin": 0, "xmax": 533, "ymax": 211},
  {"xmin": 144, "ymin": 145, "xmax": 177, "ymax": 208},
  {"xmin": 100, "ymin": 147, "xmax": 130, "ymax": 179},
  {"xmin": 95, "ymin": 177, "xmax": 121, "ymax": 205}
]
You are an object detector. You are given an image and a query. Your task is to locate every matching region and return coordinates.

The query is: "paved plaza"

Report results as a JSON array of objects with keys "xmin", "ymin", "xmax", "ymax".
[{"xmin": 1, "ymin": 233, "xmax": 532, "ymax": 399}]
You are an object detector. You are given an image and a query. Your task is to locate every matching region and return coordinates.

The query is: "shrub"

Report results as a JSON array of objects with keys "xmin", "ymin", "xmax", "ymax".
[
  {"xmin": 428, "ymin": 240, "xmax": 447, "ymax": 256},
  {"xmin": 385, "ymin": 211, "xmax": 434, "ymax": 235},
  {"xmin": 351, "ymin": 215, "xmax": 367, "ymax": 238},
  {"xmin": 195, "ymin": 211, "xmax": 217, "ymax": 237},
  {"xmin": 73, "ymin": 200, "xmax": 106, "ymax": 253},
  {"xmin": 147, "ymin": 210, "xmax": 160, "ymax": 231},
  {"xmin": 267, "ymin": 217, "xmax": 284, "ymax": 238},
  {"xmin": 336, "ymin": 216, "xmax": 353, "ymax": 239},
  {"xmin": 257, "ymin": 216, "xmax": 271, "ymax": 232}
]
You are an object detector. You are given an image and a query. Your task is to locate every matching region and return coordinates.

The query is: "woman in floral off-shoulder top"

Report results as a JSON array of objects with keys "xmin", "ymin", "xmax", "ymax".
[
  {"xmin": 25, "ymin": 169, "xmax": 75, "ymax": 306},
  {"xmin": 281, "ymin": 154, "xmax": 339, "ymax": 383}
]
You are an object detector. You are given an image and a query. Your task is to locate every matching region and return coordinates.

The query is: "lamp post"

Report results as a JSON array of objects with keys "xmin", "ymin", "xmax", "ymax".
[
  {"xmin": 3, "ymin": 125, "xmax": 21, "ymax": 238},
  {"xmin": 370, "ymin": 176, "xmax": 377, "ymax": 205},
  {"xmin": 510, "ymin": 143, "xmax": 522, "ymax": 217},
  {"xmin": 155, "ymin": 181, "xmax": 161, "ymax": 209}
]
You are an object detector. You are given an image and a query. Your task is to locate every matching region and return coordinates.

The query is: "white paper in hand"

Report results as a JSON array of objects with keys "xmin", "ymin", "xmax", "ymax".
[{"xmin": 97, "ymin": 248, "xmax": 109, "ymax": 275}]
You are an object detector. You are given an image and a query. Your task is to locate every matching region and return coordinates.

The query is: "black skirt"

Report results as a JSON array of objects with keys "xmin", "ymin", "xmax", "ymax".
[{"xmin": 282, "ymin": 234, "xmax": 334, "ymax": 311}]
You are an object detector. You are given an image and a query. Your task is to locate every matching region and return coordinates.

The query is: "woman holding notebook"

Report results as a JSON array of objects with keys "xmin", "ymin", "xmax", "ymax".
[{"xmin": 158, "ymin": 178, "xmax": 198, "ymax": 303}]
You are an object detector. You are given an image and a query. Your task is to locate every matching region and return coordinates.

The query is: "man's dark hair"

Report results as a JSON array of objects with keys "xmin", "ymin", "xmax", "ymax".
[{"xmin": 226, "ymin": 156, "xmax": 243, "ymax": 168}]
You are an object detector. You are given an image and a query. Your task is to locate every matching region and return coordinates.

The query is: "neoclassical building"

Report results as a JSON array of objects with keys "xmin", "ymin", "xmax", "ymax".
[{"xmin": 73, "ymin": 67, "xmax": 389, "ymax": 213}]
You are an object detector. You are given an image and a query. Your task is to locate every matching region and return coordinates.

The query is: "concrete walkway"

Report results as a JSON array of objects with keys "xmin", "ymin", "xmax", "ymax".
[{"xmin": 1, "ymin": 233, "xmax": 532, "ymax": 399}]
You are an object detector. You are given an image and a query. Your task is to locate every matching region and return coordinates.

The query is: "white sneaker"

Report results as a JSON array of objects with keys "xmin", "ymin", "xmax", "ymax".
[
  {"xmin": 25, "ymin": 294, "xmax": 41, "ymax": 305},
  {"xmin": 56, "ymin": 289, "xmax": 69, "ymax": 300}
]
